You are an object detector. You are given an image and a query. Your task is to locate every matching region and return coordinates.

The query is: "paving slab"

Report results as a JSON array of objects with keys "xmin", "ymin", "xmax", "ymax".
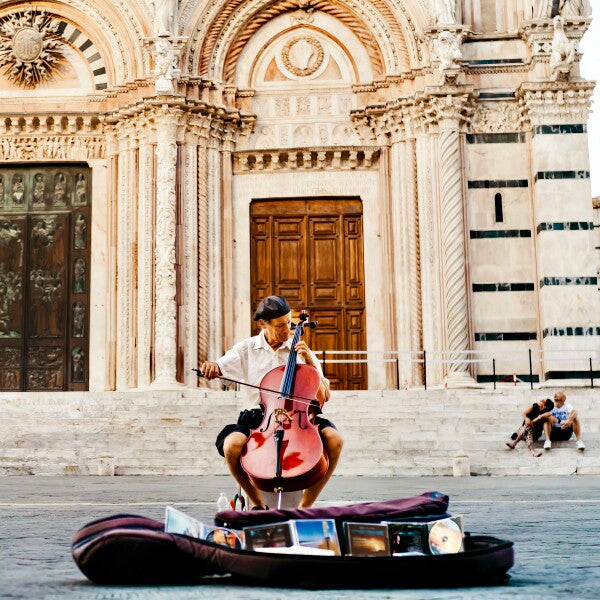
[{"xmin": 1, "ymin": 475, "xmax": 599, "ymax": 599}]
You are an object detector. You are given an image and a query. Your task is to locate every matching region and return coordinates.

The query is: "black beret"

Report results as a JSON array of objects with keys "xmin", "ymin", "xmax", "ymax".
[{"xmin": 253, "ymin": 295, "xmax": 290, "ymax": 321}]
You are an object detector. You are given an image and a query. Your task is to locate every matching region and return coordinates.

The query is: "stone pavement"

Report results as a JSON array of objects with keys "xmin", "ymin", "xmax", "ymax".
[{"xmin": 1, "ymin": 475, "xmax": 600, "ymax": 599}]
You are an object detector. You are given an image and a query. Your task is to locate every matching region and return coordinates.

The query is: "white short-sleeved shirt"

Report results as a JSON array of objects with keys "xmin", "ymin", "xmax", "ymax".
[
  {"xmin": 216, "ymin": 330, "xmax": 324, "ymax": 407},
  {"xmin": 551, "ymin": 402, "xmax": 574, "ymax": 428}
]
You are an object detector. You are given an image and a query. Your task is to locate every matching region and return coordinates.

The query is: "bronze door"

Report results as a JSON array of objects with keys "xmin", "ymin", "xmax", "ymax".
[
  {"xmin": 0, "ymin": 165, "xmax": 91, "ymax": 391},
  {"xmin": 250, "ymin": 199, "xmax": 367, "ymax": 389}
]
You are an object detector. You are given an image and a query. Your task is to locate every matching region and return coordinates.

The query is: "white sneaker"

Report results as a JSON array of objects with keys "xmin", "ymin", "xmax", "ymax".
[
  {"xmin": 543, "ymin": 440, "xmax": 552, "ymax": 450},
  {"xmin": 577, "ymin": 440, "xmax": 585, "ymax": 451}
]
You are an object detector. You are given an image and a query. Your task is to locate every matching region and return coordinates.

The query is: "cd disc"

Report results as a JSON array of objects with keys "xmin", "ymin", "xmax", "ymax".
[{"xmin": 428, "ymin": 518, "xmax": 463, "ymax": 555}]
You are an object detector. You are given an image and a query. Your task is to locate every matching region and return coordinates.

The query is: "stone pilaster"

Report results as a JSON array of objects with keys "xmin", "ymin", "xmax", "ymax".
[
  {"xmin": 414, "ymin": 115, "xmax": 444, "ymax": 385},
  {"xmin": 151, "ymin": 108, "xmax": 181, "ymax": 388},
  {"xmin": 424, "ymin": 88, "xmax": 477, "ymax": 387},
  {"xmin": 386, "ymin": 105, "xmax": 422, "ymax": 387},
  {"xmin": 136, "ymin": 125, "xmax": 155, "ymax": 388},
  {"xmin": 181, "ymin": 118, "xmax": 208, "ymax": 387},
  {"xmin": 206, "ymin": 120, "xmax": 224, "ymax": 365},
  {"xmin": 115, "ymin": 127, "xmax": 137, "ymax": 390},
  {"xmin": 518, "ymin": 81, "xmax": 599, "ymax": 381}
]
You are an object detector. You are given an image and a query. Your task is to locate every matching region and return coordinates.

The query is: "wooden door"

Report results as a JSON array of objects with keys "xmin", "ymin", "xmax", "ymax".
[
  {"xmin": 0, "ymin": 165, "xmax": 91, "ymax": 391},
  {"xmin": 251, "ymin": 199, "xmax": 366, "ymax": 389}
]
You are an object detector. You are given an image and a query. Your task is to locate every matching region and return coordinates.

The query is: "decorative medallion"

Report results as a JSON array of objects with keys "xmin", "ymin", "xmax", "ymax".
[
  {"xmin": 0, "ymin": 9, "xmax": 65, "ymax": 88},
  {"xmin": 281, "ymin": 36, "xmax": 324, "ymax": 77}
]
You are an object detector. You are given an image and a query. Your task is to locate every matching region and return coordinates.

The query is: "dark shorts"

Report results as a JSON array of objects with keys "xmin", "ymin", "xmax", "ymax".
[
  {"xmin": 550, "ymin": 426, "xmax": 573, "ymax": 441},
  {"xmin": 215, "ymin": 405, "xmax": 336, "ymax": 457}
]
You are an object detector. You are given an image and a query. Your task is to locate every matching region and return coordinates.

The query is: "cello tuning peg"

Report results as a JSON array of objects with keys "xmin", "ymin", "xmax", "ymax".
[
  {"xmin": 306, "ymin": 321, "xmax": 318, "ymax": 329},
  {"xmin": 290, "ymin": 322, "xmax": 297, "ymax": 330}
]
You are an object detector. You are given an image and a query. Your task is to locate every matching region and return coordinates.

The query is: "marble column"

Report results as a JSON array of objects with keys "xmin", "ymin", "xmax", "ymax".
[
  {"xmin": 105, "ymin": 130, "xmax": 119, "ymax": 391},
  {"xmin": 115, "ymin": 127, "xmax": 137, "ymax": 390},
  {"xmin": 519, "ymin": 81, "xmax": 599, "ymax": 381},
  {"xmin": 415, "ymin": 118, "xmax": 444, "ymax": 385},
  {"xmin": 151, "ymin": 109, "xmax": 181, "ymax": 388},
  {"xmin": 182, "ymin": 127, "xmax": 199, "ymax": 387},
  {"xmin": 136, "ymin": 127, "xmax": 154, "ymax": 388},
  {"xmin": 206, "ymin": 121, "xmax": 224, "ymax": 364},
  {"xmin": 428, "ymin": 90, "xmax": 476, "ymax": 387},
  {"xmin": 388, "ymin": 119, "xmax": 420, "ymax": 387}
]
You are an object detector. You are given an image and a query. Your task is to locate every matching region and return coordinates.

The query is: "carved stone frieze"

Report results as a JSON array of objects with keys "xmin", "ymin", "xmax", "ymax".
[
  {"xmin": 517, "ymin": 80, "xmax": 594, "ymax": 126},
  {"xmin": 469, "ymin": 101, "xmax": 523, "ymax": 133},
  {"xmin": 234, "ymin": 147, "xmax": 379, "ymax": 173}
]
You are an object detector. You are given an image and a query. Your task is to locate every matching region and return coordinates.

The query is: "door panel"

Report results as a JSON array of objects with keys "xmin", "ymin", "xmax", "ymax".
[
  {"xmin": 0, "ymin": 164, "xmax": 91, "ymax": 391},
  {"xmin": 250, "ymin": 199, "xmax": 366, "ymax": 389}
]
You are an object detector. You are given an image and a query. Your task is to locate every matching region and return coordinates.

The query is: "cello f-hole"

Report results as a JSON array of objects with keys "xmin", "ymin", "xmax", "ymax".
[
  {"xmin": 297, "ymin": 411, "xmax": 308, "ymax": 430},
  {"xmin": 259, "ymin": 411, "xmax": 274, "ymax": 433}
]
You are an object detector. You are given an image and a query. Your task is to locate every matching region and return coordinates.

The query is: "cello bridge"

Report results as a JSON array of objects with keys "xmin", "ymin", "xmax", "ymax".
[{"xmin": 274, "ymin": 407, "xmax": 293, "ymax": 424}]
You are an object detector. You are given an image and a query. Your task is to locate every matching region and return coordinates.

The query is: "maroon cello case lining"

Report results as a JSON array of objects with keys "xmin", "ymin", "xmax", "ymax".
[{"xmin": 71, "ymin": 494, "xmax": 514, "ymax": 588}]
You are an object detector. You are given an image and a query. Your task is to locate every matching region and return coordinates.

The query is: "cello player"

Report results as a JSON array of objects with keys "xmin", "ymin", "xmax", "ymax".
[{"xmin": 201, "ymin": 295, "xmax": 343, "ymax": 509}]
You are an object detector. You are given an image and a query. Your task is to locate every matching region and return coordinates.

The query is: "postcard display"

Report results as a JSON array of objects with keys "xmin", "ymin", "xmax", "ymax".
[
  {"xmin": 165, "ymin": 505, "xmax": 464, "ymax": 558},
  {"xmin": 71, "ymin": 494, "xmax": 515, "ymax": 587}
]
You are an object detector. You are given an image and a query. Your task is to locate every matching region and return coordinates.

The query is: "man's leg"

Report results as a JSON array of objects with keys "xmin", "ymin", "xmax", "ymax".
[
  {"xmin": 543, "ymin": 419, "xmax": 553, "ymax": 449},
  {"xmin": 299, "ymin": 427, "xmax": 344, "ymax": 509},
  {"xmin": 572, "ymin": 418, "xmax": 582, "ymax": 440},
  {"xmin": 222, "ymin": 432, "xmax": 266, "ymax": 508}
]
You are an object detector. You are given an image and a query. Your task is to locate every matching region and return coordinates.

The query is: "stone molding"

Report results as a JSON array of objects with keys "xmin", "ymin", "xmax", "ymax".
[
  {"xmin": 517, "ymin": 80, "xmax": 595, "ymax": 127},
  {"xmin": 233, "ymin": 147, "xmax": 380, "ymax": 173}
]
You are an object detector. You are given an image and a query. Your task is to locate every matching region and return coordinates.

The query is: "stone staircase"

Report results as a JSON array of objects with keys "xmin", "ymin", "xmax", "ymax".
[{"xmin": 0, "ymin": 388, "xmax": 598, "ymax": 476}]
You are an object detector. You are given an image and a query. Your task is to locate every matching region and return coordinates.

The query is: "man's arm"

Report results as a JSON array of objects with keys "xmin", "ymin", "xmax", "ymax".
[
  {"xmin": 562, "ymin": 409, "xmax": 577, "ymax": 428},
  {"xmin": 295, "ymin": 341, "xmax": 331, "ymax": 405}
]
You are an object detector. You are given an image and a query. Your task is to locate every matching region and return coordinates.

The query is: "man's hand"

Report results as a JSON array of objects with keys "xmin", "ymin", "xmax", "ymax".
[
  {"xmin": 561, "ymin": 420, "xmax": 572, "ymax": 430},
  {"xmin": 200, "ymin": 361, "xmax": 221, "ymax": 380},
  {"xmin": 294, "ymin": 341, "xmax": 313, "ymax": 365}
]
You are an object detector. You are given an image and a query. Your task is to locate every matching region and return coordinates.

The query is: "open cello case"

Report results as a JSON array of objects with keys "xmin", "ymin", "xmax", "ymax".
[{"xmin": 72, "ymin": 491, "xmax": 514, "ymax": 589}]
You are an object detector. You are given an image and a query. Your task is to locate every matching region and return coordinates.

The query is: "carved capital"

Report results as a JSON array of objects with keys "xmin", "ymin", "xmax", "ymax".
[
  {"xmin": 517, "ymin": 80, "xmax": 594, "ymax": 126},
  {"xmin": 418, "ymin": 87, "xmax": 476, "ymax": 131}
]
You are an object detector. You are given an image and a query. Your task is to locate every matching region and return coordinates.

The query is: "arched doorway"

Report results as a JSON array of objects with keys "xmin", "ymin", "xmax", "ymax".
[
  {"xmin": 250, "ymin": 198, "xmax": 367, "ymax": 389},
  {"xmin": 0, "ymin": 164, "xmax": 91, "ymax": 391}
]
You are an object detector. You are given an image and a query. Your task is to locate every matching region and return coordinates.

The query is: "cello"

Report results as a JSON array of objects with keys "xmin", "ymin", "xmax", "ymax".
[{"xmin": 240, "ymin": 310, "xmax": 328, "ymax": 498}]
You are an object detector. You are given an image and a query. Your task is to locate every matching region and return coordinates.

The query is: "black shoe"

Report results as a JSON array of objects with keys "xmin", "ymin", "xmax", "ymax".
[{"xmin": 251, "ymin": 505, "xmax": 268, "ymax": 510}]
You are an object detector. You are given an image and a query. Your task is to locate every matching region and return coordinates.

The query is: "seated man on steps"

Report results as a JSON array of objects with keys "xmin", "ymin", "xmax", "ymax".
[
  {"xmin": 542, "ymin": 391, "xmax": 585, "ymax": 451},
  {"xmin": 201, "ymin": 295, "xmax": 343, "ymax": 510},
  {"xmin": 506, "ymin": 397, "xmax": 554, "ymax": 457}
]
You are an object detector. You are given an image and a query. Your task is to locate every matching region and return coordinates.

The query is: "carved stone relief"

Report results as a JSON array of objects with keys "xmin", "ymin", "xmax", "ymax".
[
  {"xmin": 470, "ymin": 102, "xmax": 522, "ymax": 133},
  {"xmin": 32, "ymin": 174, "xmax": 46, "ymax": 207},
  {"xmin": 11, "ymin": 175, "xmax": 25, "ymax": 206},
  {"xmin": 281, "ymin": 36, "xmax": 324, "ymax": 77},
  {"xmin": 0, "ymin": 265, "xmax": 22, "ymax": 337},
  {"xmin": 0, "ymin": 9, "xmax": 65, "ymax": 88},
  {"xmin": 53, "ymin": 173, "xmax": 67, "ymax": 207},
  {"xmin": 74, "ymin": 173, "xmax": 87, "ymax": 206},
  {"xmin": 74, "ymin": 214, "xmax": 87, "ymax": 250},
  {"xmin": 71, "ymin": 346, "xmax": 84, "ymax": 382},
  {"xmin": 73, "ymin": 258, "xmax": 86, "ymax": 293},
  {"xmin": 72, "ymin": 301, "xmax": 85, "ymax": 337}
]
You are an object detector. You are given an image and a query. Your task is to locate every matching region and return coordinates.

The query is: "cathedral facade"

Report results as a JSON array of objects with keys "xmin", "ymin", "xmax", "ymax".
[{"xmin": 0, "ymin": 0, "xmax": 598, "ymax": 394}]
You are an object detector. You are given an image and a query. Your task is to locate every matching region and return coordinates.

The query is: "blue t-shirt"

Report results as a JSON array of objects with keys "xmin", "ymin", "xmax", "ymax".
[{"xmin": 551, "ymin": 403, "xmax": 573, "ymax": 427}]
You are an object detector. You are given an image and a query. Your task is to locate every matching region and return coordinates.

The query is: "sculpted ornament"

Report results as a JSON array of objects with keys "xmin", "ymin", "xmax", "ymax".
[
  {"xmin": 0, "ymin": 9, "xmax": 64, "ymax": 88},
  {"xmin": 433, "ymin": 30, "xmax": 462, "ymax": 83},
  {"xmin": 434, "ymin": 0, "xmax": 456, "ymax": 25},
  {"xmin": 153, "ymin": 38, "xmax": 178, "ymax": 95},
  {"xmin": 531, "ymin": 0, "xmax": 591, "ymax": 19},
  {"xmin": 550, "ymin": 16, "xmax": 576, "ymax": 80},
  {"xmin": 152, "ymin": 0, "xmax": 179, "ymax": 37},
  {"xmin": 470, "ymin": 102, "xmax": 521, "ymax": 133},
  {"xmin": 281, "ymin": 36, "xmax": 324, "ymax": 77}
]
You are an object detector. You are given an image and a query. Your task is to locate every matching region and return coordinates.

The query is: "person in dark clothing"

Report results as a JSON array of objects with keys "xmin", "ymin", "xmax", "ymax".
[{"xmin": 505, "ymin": 398, "xmax": 554, "ymax": 457}]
